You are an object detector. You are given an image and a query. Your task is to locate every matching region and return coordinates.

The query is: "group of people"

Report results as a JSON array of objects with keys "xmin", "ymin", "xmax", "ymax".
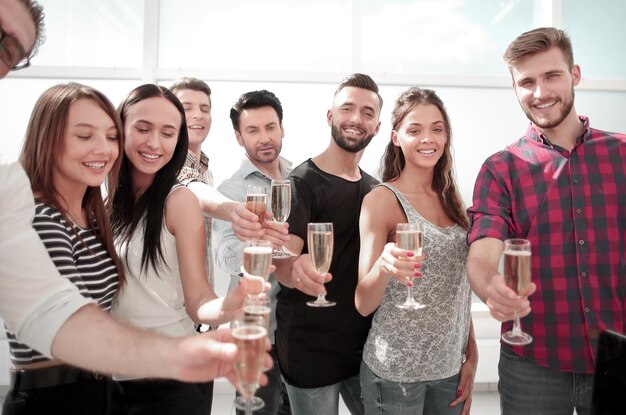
[{"xmin": 0, "ymin": 1, "xmax": 624, "ymax": 415}]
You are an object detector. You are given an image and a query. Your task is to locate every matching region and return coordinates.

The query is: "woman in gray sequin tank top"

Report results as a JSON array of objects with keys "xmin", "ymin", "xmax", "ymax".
[{"xmin": 355, "ymin": 87, "xmax": 477, "ymax": 415}]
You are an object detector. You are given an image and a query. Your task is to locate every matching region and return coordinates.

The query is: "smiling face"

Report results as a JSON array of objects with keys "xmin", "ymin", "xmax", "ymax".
[
  {"xmin": 392, "ymin": 103, "xmax": 447, "ymax": 171},
  {"xmin": 123, "ymin": 97, "xmax": 182, "ymax": 187},
  {"xmin": 511, "ymin": 47, "xmax": 580, "ymax": 131},
  {"xmin": 174, "ymin": 88, "xmax": 211, "ymax": 150},
  {"xmin": 53, "ymin": 98, "xmax": 120, "ymax": 194},
  {"xmin": 327, "ymin": 86, "xmax": 381, "ymax": 153},
  {"xmin": 235, "ymin": 106, "xmax": 284, "ymax": 166}
]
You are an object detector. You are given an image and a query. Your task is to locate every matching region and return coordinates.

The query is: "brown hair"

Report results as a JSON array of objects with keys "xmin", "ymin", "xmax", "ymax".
[
  {"xmin": 20, "ymin": 82, "xmax": 125, "ymax": 285},
  {"xmin": 334, "ymin": 73, "xmax": 383, "ymax": 110},
  {"xmin": 380, "ymin": 87, "xmax": 468, "ymax": 229},
  {"xmin": 16, "ymin": 0, "xmax": 45, "ymax": 56},
  {"xmin": 503, "ymin": 27, "xmax": 574, "ymax": 70},
  {"xmin": 169, "ymin": 77, "xmax": 212, "ymax": 106}
]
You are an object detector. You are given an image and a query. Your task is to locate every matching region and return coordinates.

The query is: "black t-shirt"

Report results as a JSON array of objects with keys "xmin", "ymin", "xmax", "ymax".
[{"xmin": 276, "ymin": 159, "xmax": 377, "ymax": 388}]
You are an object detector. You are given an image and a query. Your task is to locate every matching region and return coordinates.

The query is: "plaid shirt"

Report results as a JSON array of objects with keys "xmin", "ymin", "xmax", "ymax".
[
  {"xmin": 177, "ymin": 151, "xmax": 214, "ymax": 288},
  {"xmin": 467, "ymin": 117, "xmax": 626, "ymax": 373}
]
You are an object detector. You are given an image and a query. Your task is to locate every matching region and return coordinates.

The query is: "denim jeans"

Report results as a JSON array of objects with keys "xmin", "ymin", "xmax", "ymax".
[
  {"xmin": 360, "ymin": 361, "xmax": 462, "ymax": 415},
  {"xmin": 236, "ymin": 345, "xmax": 291, "ymax": 415},
  {"xmin": 283, "ymin": 374, "xmax": 364, "ymax": 415},
  {"xmin": 498, "ymin": 346, "xmax": 593, "ymax": 415}
]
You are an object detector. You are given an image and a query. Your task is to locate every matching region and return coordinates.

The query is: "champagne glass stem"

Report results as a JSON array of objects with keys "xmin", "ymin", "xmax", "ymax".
[
  {"xmin": 512, "ymin": 309, "xmax": 522, "ymax": 336},
  {"xmin": 245, "ymin": 398, "xmax": 253, "ymax": 415},
  {"xmin": 405, "ymin": 285, "xmax": 414, "ymax": 304}
]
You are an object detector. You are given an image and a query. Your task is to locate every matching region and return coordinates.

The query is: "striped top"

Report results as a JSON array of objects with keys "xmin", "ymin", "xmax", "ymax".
[{"xmin": 5, "ymin": 202, "xmax": 119, "ymax": 364}]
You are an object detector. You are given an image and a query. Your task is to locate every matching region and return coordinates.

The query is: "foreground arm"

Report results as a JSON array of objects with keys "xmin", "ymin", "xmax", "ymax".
[
  {"xmin": 0, "ymin": 161, "xmax": 92, "ymax": 355},
  {"xmin": 467, "ymin": 237, "xmax": 535, "ymax": 321}
]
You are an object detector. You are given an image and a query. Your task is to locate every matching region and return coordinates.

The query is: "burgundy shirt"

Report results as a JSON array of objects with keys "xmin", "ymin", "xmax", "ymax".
[{"xmin": 467, "ymin": 117, "xmax": 626, "ymax": 373}]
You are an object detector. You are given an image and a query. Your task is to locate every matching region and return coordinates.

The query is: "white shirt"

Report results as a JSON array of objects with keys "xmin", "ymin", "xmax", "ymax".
[{"xmin": 0, "ymin": 157, "xmax": 91, "ymax": 357}]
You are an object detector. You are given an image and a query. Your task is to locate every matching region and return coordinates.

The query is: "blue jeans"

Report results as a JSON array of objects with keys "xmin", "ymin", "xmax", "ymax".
[
  {"xmin": 284, "ymin": 374, "xmax": 363, "ymax": 415},
  {"xmin": 360, "ymin": 361, "xmax": 462, "ymax": 415},
  {"xmin": 498, "ymin": 346, "xmax": 593, "ymax": 415}
]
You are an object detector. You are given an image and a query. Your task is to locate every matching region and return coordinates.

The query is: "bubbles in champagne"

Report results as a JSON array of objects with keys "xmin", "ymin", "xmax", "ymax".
[
  {"xmin": 271, "ymin": 183, "xmax": 291, "ymax": 223},
  {"xmin": 503, "ymin": 250, "xmax": 531, "ymax": 294},
  {"xmin": 243, "ymin": 246, "xmax": 272, "ymax": 280},
  {"xmin": 246, "ymin": 194, "xmax": 267, "ymax": 226},
  {"xmin": 232, "ymin": 325, "xmax": 267, "ymax": 398},
  {"xmin": 396, "ymin": 230, "xmax": 423, "ymax": 255},
  {"xmin": 308, "ymin": 231, "xmax": 333, "ymax": 274}
]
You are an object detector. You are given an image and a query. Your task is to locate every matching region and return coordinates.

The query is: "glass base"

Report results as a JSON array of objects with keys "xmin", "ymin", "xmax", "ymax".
[
  {"xmin": 272, "ymin": 249, "xmax": 293, "ymax": 260},
  {"xmin": 234, "ymin": 396, "xmax": 264, "ymax": 411},
  {"xmin": 396, "ymin": 301, "xmax": 426, "ymax": 310},
  {"xmin": 501, "ymin": 331, "xmax": 533, "ymax": 346},
  {"xmin": 306, "ymin": 298, "xmax": 336, "ymax": 307}
]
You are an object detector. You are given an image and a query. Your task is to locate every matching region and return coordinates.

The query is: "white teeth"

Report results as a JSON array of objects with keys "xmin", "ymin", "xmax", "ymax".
[
  {"xmin": 140, "ymin": 152, "xmax": 159, "ymax": 160},
  {"xmin": 344, "ymin": 128, "xmax": 363, "ymax": 135},
  {"xmin": 189, "ymin": 125, "xmax": 203, "ymax": 129},
  {"xmin": 418, "ymin": 149, "xmax": 435, "ymax": 154},
  {"xmin": 535, "ymin": 101, "xmax": 556, "ymax": 109},
  {"xmin": 83, "ymin": 162, "xmax": 105, "ymax": 169}
]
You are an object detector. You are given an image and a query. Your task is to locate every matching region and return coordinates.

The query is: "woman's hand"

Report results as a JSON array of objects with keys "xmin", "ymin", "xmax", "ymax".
[{"xmin": 377, "ymin": 242, "xmax": 423, "ymax": 286}]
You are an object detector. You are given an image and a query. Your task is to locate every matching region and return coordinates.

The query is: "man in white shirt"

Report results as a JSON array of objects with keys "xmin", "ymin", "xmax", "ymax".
[{"xmin": 0, "ymin": 0, "xmax": 269, "ymax": 383}]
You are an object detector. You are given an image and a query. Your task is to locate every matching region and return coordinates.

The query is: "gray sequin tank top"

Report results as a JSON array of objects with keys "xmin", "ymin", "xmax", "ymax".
[{"xmin": 362, "ymin": 183, "xmax": 471, "ymax": 382}]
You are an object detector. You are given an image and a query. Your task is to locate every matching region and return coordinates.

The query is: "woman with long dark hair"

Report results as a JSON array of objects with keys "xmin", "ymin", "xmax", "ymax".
[
  {"xmin": 3, "ymin": 82, "xmax": 124, "ymax": 415},
  {"xmin": 109, "ymin": 84, "xmax": 248, "ymax": 415},
  {"xmin": 355, "ymin": 87, "xmax": 477, "ymax": 415}
]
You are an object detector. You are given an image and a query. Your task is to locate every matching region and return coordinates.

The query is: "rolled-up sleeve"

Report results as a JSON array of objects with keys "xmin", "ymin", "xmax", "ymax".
[
  {"xmin": 466, "ymin": 159, "xmax": 513, "ymax": 245},
  {"xmin": 0, "ymin": 160, "xmax": 92, "ymax": 357},
  {"xmin": 213, "ymin": 179, "xmax": 246, "ymax": 275}
]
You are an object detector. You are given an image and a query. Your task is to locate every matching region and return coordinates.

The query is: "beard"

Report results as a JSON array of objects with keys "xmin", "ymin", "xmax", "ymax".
[
  {"xmin": 331, "ymin": 124, "xmax": 375, "ymax": 153},
  {"xmin": 248, "ymin": 143, "xmax": 281, "ymax": 164},
  {"xmin": 523, "ymin": 89, "xmax": 575, "ymax": 130}
]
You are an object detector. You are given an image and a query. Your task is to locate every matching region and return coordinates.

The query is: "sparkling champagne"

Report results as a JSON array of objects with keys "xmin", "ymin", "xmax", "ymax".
[
  {"xmin": 271, "ymin": 183, "xmax": 291, "ymax": 223},
  {"xmin": 233, "ymin": 325, "xmax": 267, "ymax": 399},
  {"xmin": 503, "ymin": 250, "xmax": 531, "ymax": 294},
  {"xmin": 246, "ymin": 194, "xmax": 267, "ymax": 226},
  {"xmin": 308, "ymin": 231, "xmax": 333, "ymax": 274},
  {"xmin": 396, "ymin": 230, "xmax": 423, "ymax": 255},
  {"xmin": 243, "ymin": 305, "xmax": 271, "ymax": 332},
  {"xmin": 243, "ymin": 246, "xmax": 272, "ymax": 280}
]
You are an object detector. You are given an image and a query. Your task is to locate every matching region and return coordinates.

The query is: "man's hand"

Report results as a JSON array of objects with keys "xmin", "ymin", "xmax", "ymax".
[
  {"xmin": 230, "ymin": 203, "xmax": 263, "ymax": 241},
  {"xmin": 485, "ymin": 274, "xmax": 536, "ymax": 321},
  {"xmin": 290, "ymin": 254, "xmax": 332, "ymax": 297}
]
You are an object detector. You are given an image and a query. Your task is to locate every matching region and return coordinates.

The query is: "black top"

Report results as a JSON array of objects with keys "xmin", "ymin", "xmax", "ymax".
[{"xmin": 276, "ymin": 159, "xmax": 377, "ymax": 388}]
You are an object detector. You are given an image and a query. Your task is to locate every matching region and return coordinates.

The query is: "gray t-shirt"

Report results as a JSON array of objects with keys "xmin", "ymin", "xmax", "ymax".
[{"xmin": 363, "ymin": 183, "xmax": 471, "ymax": 382}]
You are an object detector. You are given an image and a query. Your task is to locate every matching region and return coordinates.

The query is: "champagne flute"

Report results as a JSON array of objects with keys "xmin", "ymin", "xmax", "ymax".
[
  {"xmin": 501, "ymin": 238, "xmax": 533, "ymax": 346},
  {"xmin": 242, "ymin": 240, "xmax": 273, "ymax": 297},
  {"xmin": 395, "ymin": 222, "xmax": 426, "ymax": 310},
  {"xmin": 232, "ymin": 319, "xmax": 267, "ymax": 413},
  {"xmin": 270, "ymin": 179, "xmax": 292, "ymax": 259},
  {"xmin": 246, "ymin": 185, "xmax": 268, "ymax": 231},
  {"xmin": 306, "ymin": 222, "xmax": 335, "ymax": 307}
]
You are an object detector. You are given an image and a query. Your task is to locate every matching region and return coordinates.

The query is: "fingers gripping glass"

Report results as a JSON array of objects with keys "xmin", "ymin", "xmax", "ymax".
[
  {"xmin": 306, "ymin": 222, "xmax": 335, "ymax": 307},
  {"xmin": 270, "ymin": 179, "xmax": 292, "ymax": 259},
  {"xmin": 501, "ymin": 239, "xmax": 533, "ymax": 346},
  {"xmin": 395, "ymin": 223, "xmax": 426, "ymax": 310},
  {"xmin": 0, "ymin": 28, "xmax": 31, "ymax": 70},
  {"xmin": 246, "ymin": 185, "xmax": 268, "ymax": 234}
]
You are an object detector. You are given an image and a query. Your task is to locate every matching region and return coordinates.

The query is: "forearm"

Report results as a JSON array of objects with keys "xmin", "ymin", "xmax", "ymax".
[
  {"xmin": 464, "ymin": 319, "xmax": 478, "ymax": 365},
  {"xmin": 355, "ymin": 260, "xmax": 390, "ymax": 316},
  {"xmin": 51, "ymin": 304, "xmax": 181, "ymax": 378},
  {"xmin": 188, "ymin": 182, "xmax": 239, "ymax": 221}
]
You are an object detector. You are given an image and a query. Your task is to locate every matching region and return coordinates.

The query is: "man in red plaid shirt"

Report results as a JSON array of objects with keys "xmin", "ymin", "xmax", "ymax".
[{"xmin": 467, "ymin": 27, "xmax": 626, "ymax": 414}]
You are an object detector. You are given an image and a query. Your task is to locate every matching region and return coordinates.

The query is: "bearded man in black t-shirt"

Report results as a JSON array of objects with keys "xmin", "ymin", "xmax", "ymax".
[{"xmin": 273, "ymin": 73, "xmax": 383, "ymax": 415}]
